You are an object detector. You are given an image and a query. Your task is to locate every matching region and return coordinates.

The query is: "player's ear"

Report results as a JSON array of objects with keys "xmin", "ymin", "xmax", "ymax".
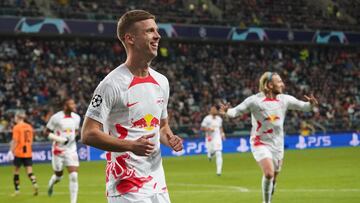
[
  {"xmin": 124, "ymin": 33, "xmax": 135, "ymax": 45},
  {"xmin": 265, "ymin": 81, "xmax": 272, "ymax": 92}
]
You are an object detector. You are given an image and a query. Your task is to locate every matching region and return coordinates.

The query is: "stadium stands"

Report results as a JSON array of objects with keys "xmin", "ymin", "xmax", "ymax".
[
  {"xmin": 1, "ymin": 0, "xmax": 359, "ymax": 31},
  {"xmin": 0, "ymin": 38, "xmax": 359, "ymax": 141}
]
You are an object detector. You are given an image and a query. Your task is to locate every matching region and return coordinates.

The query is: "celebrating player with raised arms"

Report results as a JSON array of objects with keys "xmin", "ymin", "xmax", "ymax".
[{"xmin": 220, "ymin": 72, "xmax": 318, "ymax": 203}]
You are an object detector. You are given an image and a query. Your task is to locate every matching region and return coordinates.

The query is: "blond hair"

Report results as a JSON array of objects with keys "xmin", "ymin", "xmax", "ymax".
[
  {"xmin": 259, "ymin": 72, "xmax": 278, "ymax": 93},
  {"xmin": 15, "ymin": 110, "xmax": 26, "ymax": 119},
  {"xmin": 117, "ymin": 10, "xmax": 155, "ymax": 45}
]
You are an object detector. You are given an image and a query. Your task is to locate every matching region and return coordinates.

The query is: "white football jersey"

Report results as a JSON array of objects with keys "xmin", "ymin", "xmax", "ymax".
[
  {"xmin": 201, "ymin": 115, "xmax": 223, "ymax": 141},
  {"xmin": 227, "ymin": 92, "xmax": 311, "ymax": 157},
  {"xmin": 46, "ymin": 111, "xmax": 81, "ymax": 154},
  {"xmin": 85, "ymin": 64, "xmax": 169, "ymax": 198}
]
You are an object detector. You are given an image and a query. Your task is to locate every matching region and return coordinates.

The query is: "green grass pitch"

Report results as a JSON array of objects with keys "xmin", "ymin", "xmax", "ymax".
[{"xmin": 0, "ymin": 147, "xmax": 359, "ymax": 203}]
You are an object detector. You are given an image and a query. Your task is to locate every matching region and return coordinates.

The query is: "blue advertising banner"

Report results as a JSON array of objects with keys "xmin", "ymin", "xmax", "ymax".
[
  {"xmin": 1, "ymin": 17, "xmax": 360, "ymax": 44},
  {"xmin": 1, "ymin": 132, "xmax": 359, "ymax": 165},
  {"xmin": 0, "ymin": 143, "xmax": 89, "ymax": 165},
  {"xmin": 88, "ymin": 132, "xmax": 360, "ymax": 161}
]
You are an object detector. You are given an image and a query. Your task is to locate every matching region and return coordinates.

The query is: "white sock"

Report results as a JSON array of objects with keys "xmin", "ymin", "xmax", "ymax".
[
  {"xmin": 262, "ymin": 176, "xmax": 274, "ymax": 203},
  {"xmin": 48, "ymin": 174, "xmax": 62, "ymax": 187},
  {"xmin": 69, "ymin": 172, "xmax": 78, "ymax": 203},
  {"xmin": 215, "ymin": 151, "xmax": 223, "ymax": 175}
]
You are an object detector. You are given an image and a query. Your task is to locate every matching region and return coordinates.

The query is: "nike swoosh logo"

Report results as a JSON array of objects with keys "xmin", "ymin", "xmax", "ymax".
[{"xmin": 126, "ymin": 102, "xmax": 139, "ymax": 108}]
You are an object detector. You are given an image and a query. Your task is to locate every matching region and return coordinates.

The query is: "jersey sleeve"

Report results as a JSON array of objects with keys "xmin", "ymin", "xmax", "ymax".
[
  {"xmin": 200, "ymin": 116, "xmax": 210, "ymax": 128},
  {"xmin": 284, "ymin": 95, "xmax": 312, "ymax": 112},
  {"xmin": 160, "ymin": 78, "xmax": 169, "ymax": 119},
  {"xmin": 75, "ymin": 114, "xmax": 81, "ymax": 130},
  {"xmin": 85, "ymin": 81, "xmax": 116, "ymax": 124},
  {"xmin": 227, "ymin": 96, "xmax": 253, "ymax": 118},
  {"xmin": 46, "ymin": 114, "xmax": 57, "ymax": 131}
]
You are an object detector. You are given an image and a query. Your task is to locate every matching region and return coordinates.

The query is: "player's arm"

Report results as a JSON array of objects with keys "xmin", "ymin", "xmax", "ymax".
[
  {"xmin": 75, "ymin": 130, "xmax": 81, "ymax": 142},
  {"xmin": 158, "ymin": 78, "xmax": 183, "ymax": 152},
  {"xmin": 45, "ymin": 127, "xmax": 68, "ymax": 144},
  {"xmin": 221, "ymin": 127, "xmax": 226, "ymax": 140},
  {"xmin": 200, "ymin": 127, "xmax": 214, "ymax": 132},
  {"xmin": 220, "ymin": 97, "xmax": 252, "ymax": 118},
  {"xmin": 81, "ymin": 117, "xmax": 155, "ymax": 156},
  {"xmin": 9, "ymin": 140, "xmax": 15, "ymax": 153},
  {"xmin": 286, "ymin": 94, "xmax": 318, "ymax": 112},
  {"xmin": 45, "ymin": 115, "xmax": 69, "ymax": 144},
  {"xmin": 10, "ymin": 127, "xmax": 19, "ymax": 153},
  {"xmin": 159, "ymin": 118, "xmax": 183, "ymax": 152},
  {"xmin": 8, "ymin": 139, "xmax": 15, "ymax": 160},
  {"xmin": 75, "ymin": 116, "xmax": 81, "ymax": 142}
]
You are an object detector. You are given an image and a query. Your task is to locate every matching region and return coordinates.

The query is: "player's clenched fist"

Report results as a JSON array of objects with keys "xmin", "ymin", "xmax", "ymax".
[
  {"xmin": 167, "ymin": 134, "xmax": 183, "ymax": 152},
  {"xmin": 131, "ymin": 134, "xmax": 155, "ymax": 156}
]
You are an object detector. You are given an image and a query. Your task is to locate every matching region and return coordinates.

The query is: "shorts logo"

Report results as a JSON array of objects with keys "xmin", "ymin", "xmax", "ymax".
[{"xmin": 91, "ymin": 94, "xmax": 102, "ymax": 107}]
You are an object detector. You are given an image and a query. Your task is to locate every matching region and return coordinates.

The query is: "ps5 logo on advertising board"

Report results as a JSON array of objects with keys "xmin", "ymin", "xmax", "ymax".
[
  {"xmin": 296, "ymin": 135, "xmax": 331, "ymax": 149},
  {"xmin": 171, "ymin": 141, "xmax": 206, "ymax": 156}
]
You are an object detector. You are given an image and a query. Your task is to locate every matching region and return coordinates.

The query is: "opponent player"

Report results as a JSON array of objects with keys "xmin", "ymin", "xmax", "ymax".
[
  {"xmin": 81, "ymin": 10, "xmax": 183, "ymax": 203},
  {"xmin": 10, "ymin": 110, "xmax": 38, "ymax": 196},
  {"xmin": 201, "ymin": 106, "xmax": 225, "ymax": 176},
  {"xmin": 220, "ymin": 72, "xmax": 318, "ymax": 203},
  {"xmin": 46, "ymin": 98, "xmax": 81, "ymax": 203}
]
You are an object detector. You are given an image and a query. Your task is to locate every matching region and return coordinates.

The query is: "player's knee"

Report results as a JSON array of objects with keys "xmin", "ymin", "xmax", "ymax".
[
  {"xmin": 55, "ymin": 171, "xmax": 63, "ymax": 177},
  {"xmin": 69, "ymin": 172, "xmax": 78, "ymax": 182},
  {"xmin": 264, "ymin": 171, "xmax": 274, "ymax": 179}
]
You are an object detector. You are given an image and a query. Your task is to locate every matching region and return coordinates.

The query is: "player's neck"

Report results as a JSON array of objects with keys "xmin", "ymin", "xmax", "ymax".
[
  {"xmin": 16, "ymin": 120, "xmax": 24, "ymax": 124},
  {"xmin": 125, "ymin": 58, "xmax": 151, "ymax": 78},
  {"xmin": 265, "ymin": 92, "xmax": 278, "ymax": 99},
  {"xmin": 63, "ymin": 110, "xmax": 72, "ymax": 116}
]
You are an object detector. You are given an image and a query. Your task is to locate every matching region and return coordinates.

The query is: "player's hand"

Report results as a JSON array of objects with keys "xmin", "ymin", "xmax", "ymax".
[
  {"xmin": 7, "ymin": 151, "xmax": 14, "ymax": 161},
  {"xmin": 304, "ymin": 94, "xmax": 318, "ymax": 106},
  {"xmin": 167, "ymin": 134, "xmax": 183, "ymax": 152},
  {"xmin": 131, "ymin": 134, "xmax": 155, "ymax": 156},
  {"xmin": 219, "ymin": 102, "xmax": 231, "ymax": 116}
]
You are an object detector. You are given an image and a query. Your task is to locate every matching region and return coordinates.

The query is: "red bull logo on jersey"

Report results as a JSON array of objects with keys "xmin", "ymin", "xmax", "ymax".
[
  {"xmin": 63, "ymin": 128, "xmax": 73, "ymax": 134},
  {"xmin": 131, "ymin": 114, "xmax": 160, "ymax": 131},
  {"xmin": 264, "ymin": 115, "xmax": 280, "ymax": 123}
]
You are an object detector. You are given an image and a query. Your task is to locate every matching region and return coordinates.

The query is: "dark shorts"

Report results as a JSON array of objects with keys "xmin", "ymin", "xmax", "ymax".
[{"xmin": 13, "ymin": 157, "xmax": 33, "ymax": 167}]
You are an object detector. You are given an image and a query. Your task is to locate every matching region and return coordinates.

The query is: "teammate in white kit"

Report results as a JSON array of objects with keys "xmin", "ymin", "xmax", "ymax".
[
  {"xmin": 220, "ymin": 72, "xmax": 318, "ymax": 203},
  {"xmin": 81, "ymin": 10, "xmax": 183, "ymax": 203},
  {"xmin": 201, "ymin": 106, "xmax": 225, "ymax": 176},
  {"xmin": 46, "ymin": 98, "xmax": 81, "ymax": 203}
]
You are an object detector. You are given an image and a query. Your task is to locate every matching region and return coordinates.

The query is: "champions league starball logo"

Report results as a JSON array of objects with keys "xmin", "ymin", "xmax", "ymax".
[{"xmin": 91, "ymin": 94, "xmax": 102, "ymax": 107}]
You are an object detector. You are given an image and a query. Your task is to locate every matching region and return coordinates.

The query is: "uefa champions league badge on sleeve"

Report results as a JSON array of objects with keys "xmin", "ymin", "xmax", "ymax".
[{"xmin": 91, "ymin": 94, "xmax": 102, "ymax": 107}]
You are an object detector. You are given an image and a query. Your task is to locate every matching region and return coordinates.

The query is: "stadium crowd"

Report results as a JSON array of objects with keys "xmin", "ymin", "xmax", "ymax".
[
  {"xmin": 0, "ymin": 38, "xmax": 359, "ymax": 142},
  {"xmin": 0, "ymin": 0, "xmax": 359, "ymax": 31}
]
